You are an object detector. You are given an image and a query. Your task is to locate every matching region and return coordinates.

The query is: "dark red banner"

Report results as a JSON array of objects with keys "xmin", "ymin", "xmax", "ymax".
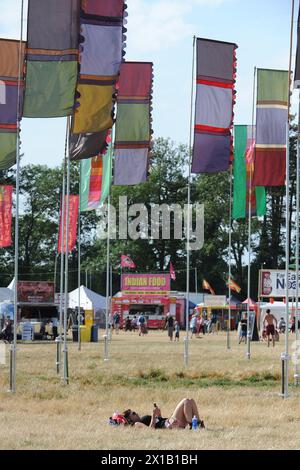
[
  {"xmin": 58, "ymin": 195, "xmax": 79, "ymax": 254},
  {"xmin": 0, "ymin": 185, "xmax": 13, "ymax": 248},
  {"xmin": 18, "ymin": 281, "xmax": 55, "ymax": 303}
]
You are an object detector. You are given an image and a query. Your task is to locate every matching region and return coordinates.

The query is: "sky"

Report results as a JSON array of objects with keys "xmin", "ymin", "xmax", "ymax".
[{"xmin": 0, "ymin": 0, "xmax": 298, "ymax": 167}]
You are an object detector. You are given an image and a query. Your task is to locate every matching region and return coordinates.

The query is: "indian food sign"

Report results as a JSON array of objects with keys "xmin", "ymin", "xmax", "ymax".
[{"xmin": 121, "ymin": 274, "xmax": 171, "ymax": 295}]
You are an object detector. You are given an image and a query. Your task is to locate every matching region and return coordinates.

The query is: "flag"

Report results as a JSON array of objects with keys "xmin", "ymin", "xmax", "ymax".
[
  {"xmin": 80, "ymin": 150, "xmax": 112, "ymax": 212},
  {"xmin": 24, "ymin": 0, "xmax": 80, "ymax": 118},
  {"xmin": 170, "ymin": 262, "xmax": 176, "ymax": 281},
  {"xmin": 121, "ymin": 255, "xmax": 136, "ymax": 269},
  {"xmin": 58, "ymin": 195, "xmax": 79, "ymax": 254},
  {"xmin": 227, "ymin": 277, "xmax": 241, "ymax": 293},
  {"xmin": 114, "ymin": 62, "xmax": 153, "ymax": 185},
  {"xmin": 252, "ymin": 69, "xmax": 289, "ymax": 187},
  {"xmin": 202, "ymin": 279, "xmax": 215, "ymax": 295},
  {"xmin": 192, "ymin": 37, "xmax": 237, "ymax": 173},
  {"xmin": 0, "ymin": 185, "xmax": 13, "ymax": 248},
  {"xmin": 233, "ymin": 125, "xmax": 266, "ymax": 219},
  {"xmin": 294, "ymin": 5, "xmax": 300, "ymax": 88},
  {"xmin": 0, "ymin": 38, "xmax": 26, "ymax": 169}
]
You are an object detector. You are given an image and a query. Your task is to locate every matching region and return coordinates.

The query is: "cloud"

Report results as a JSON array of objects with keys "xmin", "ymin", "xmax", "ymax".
[{"xmin": 0, "ymin": 0, "xmax": 28, "ymax": 39}]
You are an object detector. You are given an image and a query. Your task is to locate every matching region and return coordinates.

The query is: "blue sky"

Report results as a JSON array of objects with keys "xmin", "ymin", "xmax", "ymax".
[{"xmin": 0, "ymin": 0, "xmax": 297, "ymax": 167}]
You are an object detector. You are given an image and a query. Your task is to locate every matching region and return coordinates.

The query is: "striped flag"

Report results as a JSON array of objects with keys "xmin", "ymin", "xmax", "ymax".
[
  {"xmin": 226, "ymin": 277, "xmax": 241, "ymax": 293},
  {"xmin": 80, "ymin": 151, "xmax": 111, "ymax": 212},
  {"xmin": 202, "ymin": 279, "xmax": 215, "ymax": 295}
]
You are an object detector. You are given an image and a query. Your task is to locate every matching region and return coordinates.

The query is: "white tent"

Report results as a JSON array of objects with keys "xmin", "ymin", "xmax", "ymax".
[
  {"xmin": 0, "ymin": 287, "xmax": 13, "ymax": 302},
  {"xmin": 7, "ymin": 278, "xmax": 15, "ymax": 291},
  {"xmin": 259, "ymin": 301, "xmax": 299, "ymax": 330},
  {"xmin": 68, "ymin": 285, "xmax": 106, "ymax": 310}
]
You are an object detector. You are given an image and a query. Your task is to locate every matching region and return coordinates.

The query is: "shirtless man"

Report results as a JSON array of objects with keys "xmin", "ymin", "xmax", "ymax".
[{"xmin": 263, "ymin": 309, "xmax": 277, "ymax": 347}]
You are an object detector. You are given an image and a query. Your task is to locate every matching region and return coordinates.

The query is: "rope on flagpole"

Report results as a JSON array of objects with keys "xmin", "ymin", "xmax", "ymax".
[
  {"xmin": 282, "ymin": 0, "xmax": 295, "ymax": 399},
  {"xmin": 185, "ymin": 35, "xmax": 196, "ymax": 367},
  {"xmin": 227, "ymin": 164, "xmax": 233, "ymax": 351},
  {"xmin": 10, "ymin": 0, "xmax": 24, "ymax": 393},
  {"xmin": 77, "ymin": 163, "xmax": 82, "ymax": 352},
  {"xmin": 246, "ymin": 66, "xmax": 257, "ymax": 360}
]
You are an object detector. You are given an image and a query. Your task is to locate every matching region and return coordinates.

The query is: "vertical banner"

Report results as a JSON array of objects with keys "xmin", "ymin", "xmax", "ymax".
[
  {"xmin": 192, "ymin": 38, "xmax": 237, "ymax": 173},
  {"xmin": 23, "ymin": 0, "xmax": 80, "ymax": 118},
  {"xmin": 233, "ymin": 125, "xmax": 266, "ymax": 219},
  {"xmin": 253, "ymin": 69, "xmax": 289, "ymax": 187},
  {"xmin": 114, "ymin": 62, "xmax": 153, "ymax": 185},
  {"xmin": 0, "ymin": 185, "xmax": 13, "ymax": 248},
  {"xmin": 58, "ymin": 195, "xmax": 79, "ymax": 253},
  {"xmin": 0, "ymin": 39, "xmax": 25, "ymax": 169},
  {"xmin": 80, "ymin": 151, "xmax": 112, "ymax": 211}
]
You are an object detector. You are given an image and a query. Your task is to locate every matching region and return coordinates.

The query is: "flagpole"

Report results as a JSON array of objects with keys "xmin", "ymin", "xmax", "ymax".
[
  {"xmin": 63, "ymin": 117, "xmax": 71, "ymax": 385},
  {"xmin": 57, "ymin": 125, "xmax": 68, "ymax": 374},
  {"xmin": 185, "ymin": 35, "xmax": 196, "ymax": 367},
  {"xmin": 10, "ymin": 0, "xmax": 24, "ymax": 393},
  {"xmin": 246, "ymin": 66, "xmax": 257, "ymax": 360},
  {"xmin": 77, "ymin": 165, "xmax": 81, "ymax": 352},
  {"xmin": 227, "ymin": 164, "xmax": 233, "ymax": 350},
  {"xmin": 195, "ymin": 268, "xmax": 198, "ymax": 294},
  {"xmin": 282, "ymin": 0, "xmax": 295, "ymax": 399},
  {"xmin": 295, "ymin": 91, "xmax": 300, "ymax": 386},
  {"xmin": 104, "ymin": 137, "xmax": 113, "ymax": 361}
]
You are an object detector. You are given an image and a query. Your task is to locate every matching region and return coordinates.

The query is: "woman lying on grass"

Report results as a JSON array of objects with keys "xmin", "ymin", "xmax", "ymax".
[{"xmin": 111, "ymin": 398, "xmax": 205, "ymax": 429}]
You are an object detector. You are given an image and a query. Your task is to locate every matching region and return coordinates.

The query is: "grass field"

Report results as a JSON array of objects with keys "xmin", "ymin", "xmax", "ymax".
[{"xmin": 1, "ymin": 330, "xmax": 300, "ymax": 450}]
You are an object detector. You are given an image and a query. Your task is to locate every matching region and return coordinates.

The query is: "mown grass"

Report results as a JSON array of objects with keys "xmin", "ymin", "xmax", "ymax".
[{"xmin": 1, "ymin": 330, "xmax": 300, "ymax": 450}]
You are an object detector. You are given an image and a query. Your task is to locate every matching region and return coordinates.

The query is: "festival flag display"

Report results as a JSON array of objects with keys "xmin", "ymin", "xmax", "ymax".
[
  {"xmin": 202, "ymin": 279, "xmax": 215, "ymax": 295},
  {"xmin": 70, "ymin": 130, "xmax": 109, "ymax": 161},
  {"xmin": 114, "ymin": 62, "xmax": 153, "ymax": 185},
  {"xmin": 0, "ymin": 186, "xmax": 13, "ymax": 248},
  {"xmin": 80, "ymin": 152, "xmax": 112, "ymax": 211},
  {"xmin": 0, "ymin": 39, "xmax": 25, "ymax": 169},
  {"xmin": 233, "ymin": 125, "xmax": 266, "ymax": 219},
  {"xmin": 192, "ymin": 38, "xmax": 237, "ymax": 173},
  {"xmin": 226, "ymin": 277, "xmax": 241, "ymax": 293},
  {"xmin": 58, "ymin": 195, "xmax": 79, "ymax": 254},
  {"xmin": 252, "ymin": 69, "xmax": 289, "ymax": 187},
  {"xmin": 23, "ymin": 0, "xmax": 80, "ymax": 118},
  {"xmin": 121, "ymin": 255, "xmax": 136, "ymax": 269},
  {"xmin": 170, "ymin": 262, "xmax": 176, "ymax": 281},
  {"xmin": 294, "ymin": 5, "xmax": 300, "ymax": 89},
  {"xmin": 72, "ymin": 0, "xmax": 126, "ymax": 136}
]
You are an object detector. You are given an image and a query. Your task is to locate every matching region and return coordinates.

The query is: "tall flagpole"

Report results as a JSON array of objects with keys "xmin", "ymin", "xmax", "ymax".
[
  {"xmin": 78, "ymin": 165, "xmax": 81, "ymax": 351},
  {"xmin": 246, "ymin": 66, "xmax": 257, "ymax": 360},
  {"xmin": 227, "ymin": 164, "xmax": 233, "ymax": 350},
  {"xmin": 104, "ymin": 137, "xmax": 113, "ymax": 361},
  {"xmin": 282, "ymin": 0, "xmax": 295, "ymax": 399},
  {"xmin": 195, "ymin": 268, "xmax": 198, "ymax": 294},
  {"xmin": 57, "ymin": 127, "xmax": 68, "ymax": 374},
  {"xmin": 295, "ymin": 93, "xmax": 300, "ymax": 386},
  {"xmin": 63, "ymin": 117, "xmax": 71, "ymax": 385},
  {"xmin": 10, "ymin": 0, "xmax": 24, "ymax": 393},
  {"xmin": 185, "ymin": 35, "xmax": 196, "ymax": 367}
]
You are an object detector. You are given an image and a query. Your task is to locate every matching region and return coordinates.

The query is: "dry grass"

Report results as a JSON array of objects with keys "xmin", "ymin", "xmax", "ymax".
[{"xmin": 0, "ymin": 330, "xmax": 300, "ymax": 450}]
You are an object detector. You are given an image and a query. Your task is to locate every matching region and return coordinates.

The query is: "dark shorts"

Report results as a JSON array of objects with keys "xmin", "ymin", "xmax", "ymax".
[{"xmin": 266, "ymin": 324, "xmax": 275, "ymax": 336}]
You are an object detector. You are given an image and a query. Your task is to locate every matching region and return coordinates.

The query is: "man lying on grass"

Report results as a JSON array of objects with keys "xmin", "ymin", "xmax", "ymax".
[{"xmin": 111, "ymin": 398, "xmax": 205, "ymax": 429}]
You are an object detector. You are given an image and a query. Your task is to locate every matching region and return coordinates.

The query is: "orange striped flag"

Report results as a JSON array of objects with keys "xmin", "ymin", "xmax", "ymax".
[{"xmin": 227, "ymin": 277, "xmax": 241, "ymax": 293}]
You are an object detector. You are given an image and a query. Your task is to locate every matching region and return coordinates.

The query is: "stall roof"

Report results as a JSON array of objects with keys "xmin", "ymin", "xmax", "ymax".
[
  {"xmin": 68, "ymin": 286, "xmax": 106, "ymax": 311},
  {"xmin": 0, "ymin": 287, "xmax": 13, "ymax": 302}
]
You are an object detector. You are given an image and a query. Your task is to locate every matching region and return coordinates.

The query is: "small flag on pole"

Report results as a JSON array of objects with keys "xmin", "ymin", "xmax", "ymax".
[
  {"xmin": 202, "ymin": 279, "xmax": 215, "ymax": 295},
  {"xmin": 170, "ymin": 262, "xmax": 176, "ymax": 281},
  {"xmin": 121, "ymin": 254, "xmax": 136, "ymax": 269},
  {"xmin": 227, "ymin": 276, "xmax": 241, "ymax": 293}
]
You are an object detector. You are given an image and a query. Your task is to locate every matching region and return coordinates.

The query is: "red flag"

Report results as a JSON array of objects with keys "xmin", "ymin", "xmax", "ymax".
[
  {"xmin": 202, "ymin": 279, "xmax": 215, "ymax": 295},
  {"xmin": 121, "ymin": 254, "xmax": 136, "ymax": 269},
  {"xmin": 170, "ymin": 261, "xmax": 176, "ymax": 281},
  {"xmin": 58, "ymin": 195, "xmax": 79, "ymax": 253},
  {"xmin": 0, "ymin": 185, "xmax": 13, "ymax": 248},
  {"xmin": 226, "ymin": 276, "xmax": 241, "ymax": 293}
]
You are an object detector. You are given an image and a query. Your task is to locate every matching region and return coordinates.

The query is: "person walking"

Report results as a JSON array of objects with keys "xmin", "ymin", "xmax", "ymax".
[
  {"xmin": 165, "ymin": 313, "xmax": 174, "ymax": 341},
  {"xmin": 174, "ymin": 320, "xmax": 180, "ymax": 342},
  {"xmin": 263, "ymin": 309, "xmax": 278, "ymax": 347}
]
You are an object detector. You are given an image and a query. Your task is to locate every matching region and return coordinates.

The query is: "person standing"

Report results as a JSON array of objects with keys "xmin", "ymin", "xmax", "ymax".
[
  {"xmin": 165, "ymin": 313, "xmax": 174, "ymax": 341},
  {"xmin": 263, "ymin": 309, "xmax": 278, "ymax": 347},
  {"xmin": 113, "ymin": 311, "xmax": 120, "ymax": 334},
  {"xmin": 174, "ymin": 320, "xmax": 180, "ymax": 342}
]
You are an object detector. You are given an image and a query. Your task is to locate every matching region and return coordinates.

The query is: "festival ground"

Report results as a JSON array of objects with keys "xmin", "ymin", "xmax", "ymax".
[{"xmin": 0, "ymin": 331, "xmax": 300, "ymax": 450}]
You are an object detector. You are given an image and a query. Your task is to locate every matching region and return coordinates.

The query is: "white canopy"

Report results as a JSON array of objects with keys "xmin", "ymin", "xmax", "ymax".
[
  {"xmin": 259, "ymin": 301, "xmax": 298, "ymax": 329},
  {"xmin": 0, "ymin": 287, "xmax": 13, "ymax": 302},
  {"xmin": 7, "ymin": 278, "xmax": 15, "ymax": 291},
  {"xmin": 68, "ymin": 285, "xmax": 106, "ymax": 311}
]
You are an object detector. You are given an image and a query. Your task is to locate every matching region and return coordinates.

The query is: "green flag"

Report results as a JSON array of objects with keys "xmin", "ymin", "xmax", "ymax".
[{"xmin": 233, "ymin": 125, "xmax": 266, "ymax": 219}]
